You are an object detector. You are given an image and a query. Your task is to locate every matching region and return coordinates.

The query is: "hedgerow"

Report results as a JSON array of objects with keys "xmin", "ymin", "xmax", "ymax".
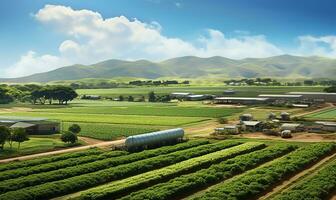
[
  {"xmin": 0, "ymin": 148, "xmax": 103, "ymax": 172},
  {"xmin": 120, "ymin": 144, "xmax": 296, "ymax": 200},
  {"xmin": 0, "ymin": 140, "xmax": 239, "ymax": 200},
  {"xmin": 273, "ymin": 159, "xmax": 336, "ymax": 200},
  {"xmin": 0, "ymin": 150, "xmax": 128, "ymax": 181},
  {"xmin": 79, "ymin": 142, "xmax": 265, "ymax": 200},
  {"xmin": 193, "ymin": 143, "xmax": 336, "ymax": 200}
]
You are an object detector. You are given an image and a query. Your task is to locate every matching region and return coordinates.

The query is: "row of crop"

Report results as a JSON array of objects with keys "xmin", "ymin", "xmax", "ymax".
[
  {"xmin": 192, "ymin": 143, "xmax": 336, "ymax": 200},
  {"xmin": 273, "ymin": 159, "xmax": 336, "ymax": 200},
  {"xmin": 119, "ymin": 144, "xmax": 296, "ymax": 200},
  {"xmin": 0, "ymin": 150, "xmax": 128, "ymax": 181},
  {"xmin": 0, "ymin": 148, "xmax": 103, "ymax": 172},
  {"xmin": 0, "ymin": 139, "xmax": 209, "ymax": 194},
  {"xmin": 0, "ymin": 140, "xmax": 241, "ymax": 200},
  {"xmin": 78, "ymin": 142, "xmax": 265, "ymax": 200}
]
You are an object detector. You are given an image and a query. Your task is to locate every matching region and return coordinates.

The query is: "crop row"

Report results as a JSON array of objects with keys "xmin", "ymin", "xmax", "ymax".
[
  {"xmin": 193, "ymin": 143, "xmax": 336, "ymax": 200},
  {"xmin": 0, "ymin": 140, "xmax": 241, "ymax": 200},
  {"xmin": 0, "ymin": 148, "xmax": 103, "ymax": 172},
  {"xmin": 79, "ymin": 142, "xmax": 265, "ymax": 200},
  {"xmin": 119, "ymin": 143, "xmax": 296, "ymax": 200},
  {"xmin": 273, "ymin": 159, "xmax": 336, "ymax": 200},
  {"xmin": 0, "ymin": 150, "xmax": 128, "ymax": 181},
  {"xmin": 0, "ymin": 140, "xmax": 209, "ymax": 194}
]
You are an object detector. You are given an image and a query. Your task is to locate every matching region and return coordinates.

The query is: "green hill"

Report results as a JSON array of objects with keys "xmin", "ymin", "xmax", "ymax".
[{"xmin": 1, "ymin": 55, "xmax": 336, "ymax": 83}]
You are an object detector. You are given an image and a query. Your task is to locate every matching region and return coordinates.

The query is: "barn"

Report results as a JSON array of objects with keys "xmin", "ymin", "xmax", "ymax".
[
  {"xmin": 0, "ymin": 116, "xmax": 60, "ymax": 134},
  {"xmin": 214, "ymin": 97, "xmax": 269, "ymax": 105},
  {"xmin": 287, "ymin": 92, "xmax": 336, "ymax": 103}
]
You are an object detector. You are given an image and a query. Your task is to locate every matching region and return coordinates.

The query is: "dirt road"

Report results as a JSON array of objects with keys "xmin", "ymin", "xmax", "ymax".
[{"xmin": 0, "ymin": 138, "xmax": 125, "ymax": 163}]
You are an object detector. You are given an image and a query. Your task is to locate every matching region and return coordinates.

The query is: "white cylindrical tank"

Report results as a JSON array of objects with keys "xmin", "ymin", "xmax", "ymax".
[{"xmin": 125, "ymin": 128, "xmax": 184, "ymax": 148}]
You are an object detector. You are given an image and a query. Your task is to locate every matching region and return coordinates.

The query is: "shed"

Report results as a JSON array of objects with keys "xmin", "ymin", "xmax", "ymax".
[
  {"xmin": 239, "ymin": 114, "xmax": 253, "ymax": 121},
  {"xmin": 223, "ymin": 90, "xmax": 236, "ymax": 95},
  {"xmin": 280, "ymin": 112, "xmax": 291, "ymax": 121},
  {"xmin": 214, "ymin": 97, "xmax": 269, "ymax": 105},
  {"xmin": 315, "ymin": 121, "xmax": 336, "ymax": 132},
  {"xmin": 214, "ymin": 125, "xmax": 240, "ymax": 135},
  {"xmin": 280, "ymin": 123, "xmax": 304, "ymax": 132},
  {"xmin": 170, "ymin": 93, "xmax": 192, "ymax": 99},
  {"xmin": 242, "ymin": 121, "xmax": 263, "ymax": 132},
  {"xmin": 125, "ymin": 128, "xmax": 184, "ymax": 149}
]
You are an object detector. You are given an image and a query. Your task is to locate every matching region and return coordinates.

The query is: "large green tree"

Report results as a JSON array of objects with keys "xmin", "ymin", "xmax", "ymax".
[
  {"xmin": 0, "ymin": 126, "xmax": 10, "ymax": 150},
  {"xmin": 11, "ymin": 128, "xmax": 29, "ymax": 150}
]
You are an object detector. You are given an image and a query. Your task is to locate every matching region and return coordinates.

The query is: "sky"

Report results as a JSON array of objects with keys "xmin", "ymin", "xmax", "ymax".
[{"xmin": 1, "ymin": 0, "xmax": 336, "ymax": 78}]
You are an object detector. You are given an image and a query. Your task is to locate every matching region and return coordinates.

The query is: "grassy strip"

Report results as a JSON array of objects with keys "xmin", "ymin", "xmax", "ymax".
[
  {"xmin": 192, "ymin": 143, "xmax": 336, "ymax": 200},
  {"xmin": 78, "ymin": 142, "xmax": 265, "ymax": 200},
  {"xmin": 119, "ymin": 144, "xmax": 296, "ymax": 200},
  {"xmin": 0, "ymin": 141, "xmax": 240, "ymax": 200},
  {"xmin": 0, "ymin": 148, "xmax": 103, "ymax": 172},
  {"xmin": 0, "ymin": 140, "xmax": 208, "ymax": 194},
  {"xmin": 0, "ymin": 151, "xmax": 128, "ymax": 181},
  {"xmin": 273, "ymin": 159, "xmax": 336, "ymax": 200}
]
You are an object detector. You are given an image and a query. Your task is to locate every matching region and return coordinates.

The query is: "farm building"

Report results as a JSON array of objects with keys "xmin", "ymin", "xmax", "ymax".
[
  {"xmin": 315, "ymin": 121, "xmax": 336, "ymax": 132},
  {"xmin": 280, "ymin": 123, "xmax": 304, "ymax": 132},
  {"xmin": 125, "ymin": 128, "xmax": 184, "ymax": 149},
  {"xmin": 214, "ymin": 125, "xmax": 240, "ymax": 135},
  {"xmin": 223, "ymin": 90, "xmax": 236, "ymax": 95},
  {"xmin": 186, "ymin": 94, "xmax": 213, "ymax": 101},
  {"xmin": 258, "ymin": 94, "xmax": 302, "ymax": 103},
  {"xmin": 239, "ymin": 113, "xmax": 253, "ymax": 121},
  {"xmin": 287, "ymin": 92, "xmax": 336, "ymax": 103},
  {"xmin": 280, "ymin": 112, "xmax": 291, "ymax": 121},
  {"xmin": 242, "ymin": 121, "xmax": 263, "ymax": 132},
  {"xmin": 214, "ymin": 97, "xmax": 269, "ymax": 105},
  {"xmin": 170, "ymin": 93, "xmax": 192, "ymax": 99},
  {"xmin": 0, "ymin": 116, "xmax": 60, "ymax": 134},
  {"xmin": 292, "ymin": 104, "xmax": 309, "ymax": 108}
]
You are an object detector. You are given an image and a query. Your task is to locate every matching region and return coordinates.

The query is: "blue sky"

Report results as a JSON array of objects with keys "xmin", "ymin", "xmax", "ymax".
[{"xmin": 1, "ymin": 0, "xmax": 336, "ymax": 77}]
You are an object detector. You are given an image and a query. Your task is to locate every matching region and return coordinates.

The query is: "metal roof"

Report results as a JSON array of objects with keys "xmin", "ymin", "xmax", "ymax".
[
  {"xmin": 315, "ymin": 121, "xmax": 336, "ymax": 126},
  {"xmin": 171, "ymin": 92, "xmax": 191, "ymax": 95},
  {"xmin": 0, "ymin": 116, "xmax": 48, "ymax": 122},
  {"xmin": 258, "ymin": 94, "xmax": 302, "ymax": 98},
  {"xmin": 288, "ymin": 92, "xmax": 336, "ymax": 95},
  {"xmin": 292, "ymin": 104, "xmax": 309, "ymax": 108},
  {"xmin": 187, "ymin": 95, "xmax": 205, "ymax": 98},
  {"xmin": 215, "ymin": 97, "xmax": 269, "ymax": 101},
  {"xmin": 281, "ymin": 123, "xmax": 302, "ymax": 128},
  {"xmin": 10, "ymin": 122, "xmax": 36, "ymax": 128},
  {"xmin": 242, "ymin": 121, "xmax": 261, "ymax": 126}
]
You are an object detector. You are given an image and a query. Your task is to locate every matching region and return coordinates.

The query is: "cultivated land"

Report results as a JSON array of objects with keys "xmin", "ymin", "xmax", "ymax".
[
  {"xmin": 0, "ymin": 140, "xmax": 334, "ymax": 200},
  {"xmin": 0, "ymin": 85, "xmax": 335, "ymax": 200},
  {"xmin": 304, "ymin": 107, "xmax": 336, "ymax": 120}
]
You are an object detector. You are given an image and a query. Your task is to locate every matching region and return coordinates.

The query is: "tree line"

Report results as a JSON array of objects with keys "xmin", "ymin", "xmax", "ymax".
[{"xmin": 0, "ymin": 84, "xmax": 78, "ymax": 105}]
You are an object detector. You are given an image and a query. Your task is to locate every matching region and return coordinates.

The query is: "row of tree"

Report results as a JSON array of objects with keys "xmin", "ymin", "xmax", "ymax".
[
  {"xmin": 0, "ymin": 84, "xmax": 78, "ymax": 105},
  {"xmin": 0, "ymin": 127, "xmax": 29, "ymax": 150}
]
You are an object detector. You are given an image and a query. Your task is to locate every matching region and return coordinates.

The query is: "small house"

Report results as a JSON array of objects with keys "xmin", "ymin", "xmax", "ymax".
[
  {"xmin": 242, "ymin": 121, "xmax": 263, "ymax": 132},
  {"xmin": 280, "ymin": 123, "xmax": 304, "ymax": 132},
  {"xmin": 214, "ymin": 125, "xmax": 240, "ymax": 135},
  {"xmin": 239, "ymin": 114, "xmax": 253, "ymax": 121}
]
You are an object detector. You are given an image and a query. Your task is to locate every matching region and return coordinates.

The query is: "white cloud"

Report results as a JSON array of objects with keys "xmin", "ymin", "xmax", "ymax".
[
  {"xmin": 295, "ymin": 35, "xmax": 336, "ymax": 57},
  {"xmin": 6, "ymin": 5, "xmax": 289, "ymax": 77}
]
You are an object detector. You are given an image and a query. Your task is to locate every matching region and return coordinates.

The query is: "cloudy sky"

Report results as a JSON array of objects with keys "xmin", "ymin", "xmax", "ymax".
[{"xmin": 1, "ymin": 0, "xmax": 336, "ymax": 78}]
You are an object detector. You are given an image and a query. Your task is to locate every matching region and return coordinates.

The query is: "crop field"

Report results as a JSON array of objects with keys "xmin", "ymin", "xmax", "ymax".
[
  {"xmin": 304, "ymin": 108, "xmax": 336, "ymax": 120},
  {"xmin": 0, "ymin": 139, "xmax": 334, "ymax": 200},
  {"xmin": 77, "ymin": 86, "xmax": 325, "ymax": 98},
  {"xmin": 62, "ymin": 122, "xmax": 159, "ymax": 140}
]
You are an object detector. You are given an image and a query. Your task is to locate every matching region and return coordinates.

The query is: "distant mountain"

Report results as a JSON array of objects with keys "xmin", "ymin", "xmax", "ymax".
[{"xmin": 1, "ymin": 55, "xmax": 336, "ymax": 83}]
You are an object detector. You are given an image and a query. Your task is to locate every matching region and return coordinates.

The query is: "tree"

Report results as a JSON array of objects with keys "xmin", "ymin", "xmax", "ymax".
[
  {"xmin": 0, "ymin": 126, "xmax": 10, "ymax": 150},
  {"xmin": 0, "ymin": 87, "xmax": 14, "ymax": 104},
  {"xmin": 217, "ymin": 117, "xmax": 228, "ymax": 124},
  {"xmin": 51, "ymin": 86, "xmax": 78, "ymax": 104},
  {"xmin": 61, "ymin": 131, "xmax": 78, "ymax": 144},
  {"xmin": 68, "ymin": 124, "xmax": 81, "ymax": 134},
  {"xmin": 128, "ymin": 96, "xmax": 134, "ymax": 102},
  {"xmin": 119, "ymin": 95, "xmax": 124, "ymax": 101},
  {"xmin": 148, "ymin": 91, "xmax": 156, "ymax": 102},
  {"xmin": 11, "ymin": 128, "xmax": 29, "ymax": 150},
  {"xmin": 324, "ymin": 86, "xmax": 336, "ymax": 93}
]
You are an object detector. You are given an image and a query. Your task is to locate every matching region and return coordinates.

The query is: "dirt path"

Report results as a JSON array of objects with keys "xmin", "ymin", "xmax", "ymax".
[
  {"xmin": 184, "ymin": 120, "xmax": 219, "ymax": 137},
  {"xmin": 259, "ymin": 153, "xmax": 336, "ymax": 200},
  {"xmin": 78, "ymin": 136, "xmax": 105, "ymax": 145},
  {"xmin": 0, "ymin": 139, "xmax": 125, "ymax": 163},
  {"xmin": 238, "ymin": 132, "xmax": 336, "ymax": 142}
]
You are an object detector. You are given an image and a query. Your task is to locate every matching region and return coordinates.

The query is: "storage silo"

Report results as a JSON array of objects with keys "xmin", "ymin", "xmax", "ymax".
[{"xmin": 125, "ymin": 128, "xmax": 184, "ymax": 149}]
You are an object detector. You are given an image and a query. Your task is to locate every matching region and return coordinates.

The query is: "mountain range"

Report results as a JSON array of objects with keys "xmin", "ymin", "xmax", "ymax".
[{"xmin": 1, "ymin": 55, "xmax": 336, "ymax": 83}]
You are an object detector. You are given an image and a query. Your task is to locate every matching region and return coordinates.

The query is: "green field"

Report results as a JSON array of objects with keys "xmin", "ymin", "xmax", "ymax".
[
  {"xmin": 304, "ymin": 108, "xmax": 336, "ymax": 120},
  {"xmin": 0, "ymin": 136, "xmax": 70, "ymax": 159},
  {"xmin": 0, "ymin": 140, "xmax": 334, "ymax": 200},
  {"xmin": 62, "ymin": 122, "xmax": 159, "ymax": 140}
]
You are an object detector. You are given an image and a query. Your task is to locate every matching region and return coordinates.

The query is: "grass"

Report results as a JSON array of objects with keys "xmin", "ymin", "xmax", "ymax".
[
  {"xmin": 304, "ymin": 108, "xmax": 336, "ymax": 120},
  {"xmin": 0, "ymin": 136, "xmax": 71, "ymax": 159},
  {"xmin": 62, "ymin": 122, "xmax": 159, "ymax": 140},
  {"xmin": 2, "ymin": 112, "xmax": 209, "ymax": 126}
]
